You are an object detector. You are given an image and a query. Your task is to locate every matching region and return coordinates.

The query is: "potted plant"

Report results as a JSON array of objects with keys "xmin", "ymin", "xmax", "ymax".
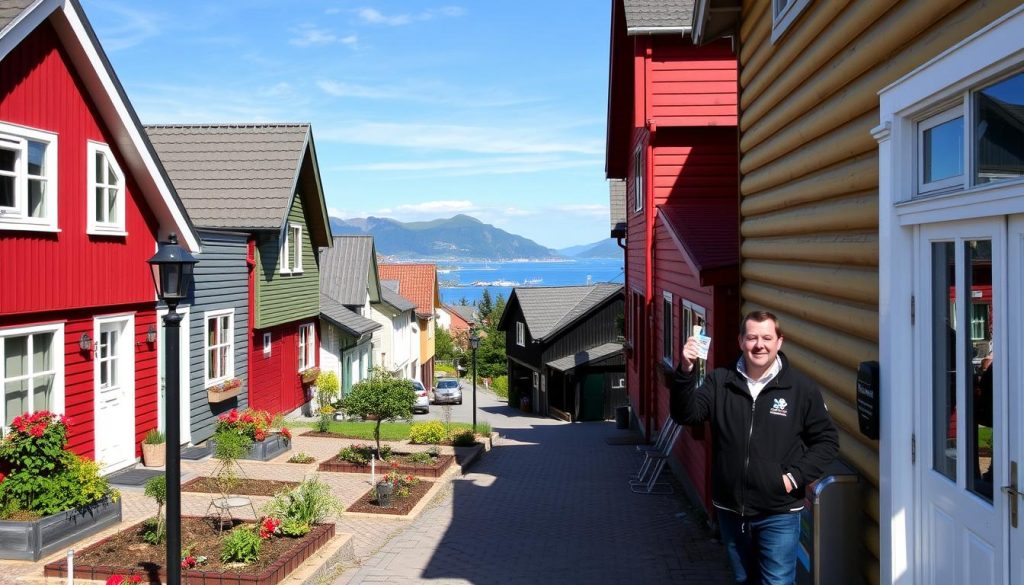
[
  {"xmin": 375, "ymin": 471, "xmax": 396, "ymax": 508},
  {"xmin": 300, "ymin": 366, "xmax": 320, "ymax": 385},
  {"xmin": 214, "ymin": 408, "xmax": 292, "ymax": 461},
  {"xmin": 141, "ymin": 428, "xmax": 166, "ymax": 467}
]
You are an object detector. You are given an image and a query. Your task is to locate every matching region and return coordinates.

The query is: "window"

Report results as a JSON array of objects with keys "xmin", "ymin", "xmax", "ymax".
[
  {"xmin": 280, "ymin": 223, "xmax": 303, "ymax": 274},
  {"xmin": 516, "ymin": 322, "xmax": 525, "ymax": 347},
  {"xmin": 771, "ymin": 0, "xmax": 810, "ymax": 44},
  {"xmin": 918, "ymin": 107, "xmax": 965, "ymax": 195},
  {"xmin": 0, "ymin": 122, "xmax": 57, "ymax": 231},
  {"xmin": 298, "ymin": 323, "xmax": 315, "ymax": 371},
  {"xmin": 263, "ymin": 332, "xmax": 272, "ymax": 357},
  {"xmin": 681, "ymin": 300, "xmax": 708, "ymax": 383},
  {"xmin": 87, "ymin": 142, "xmax": 125, "ymax": 235},
  {"xmin": 204, "ymin": 310, "xmax": 234, "ymax": 386},
  {"xmin": 662, "ymin": 292, "xmax": 673, "ymax": 365},
  {"xmin": 633, "ymin": 148, "xmax": 644, "ymax": 213},
  {"xmin": 1, "ymin": 324, "xmax": 64, "ymax": 428}
]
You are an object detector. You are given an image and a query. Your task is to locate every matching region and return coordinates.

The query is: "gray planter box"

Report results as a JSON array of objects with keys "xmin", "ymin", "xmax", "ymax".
[
  {"xmin": 0, "ymin": 495, "xmax": 121, "ymax": 561},
  {"xmin": 211, "ymin": 433, "xmax": 291, "ymax": 462}
]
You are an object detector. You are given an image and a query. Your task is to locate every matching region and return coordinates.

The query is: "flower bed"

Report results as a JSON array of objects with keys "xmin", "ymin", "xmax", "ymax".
[
  {"xmin": 318, "ymin": 453, "xmax": 454, "ymax": 478},
  {"xmin": 43, "ymin": 517, "xmax": 335, "ymax": 585},
  {"xmin": 182, "ymin": 477, "xmax": 300, "ymax": 496},
  {"xmin": 212, "ymin": 409, "xmax": 293, "ymax": 461},
  {"xmin": 347, "ymin": 480, "xmax": 434, "ymax": 515}
]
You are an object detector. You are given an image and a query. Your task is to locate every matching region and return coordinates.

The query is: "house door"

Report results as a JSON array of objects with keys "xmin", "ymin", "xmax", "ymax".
[
  {"xmin": 93, "ymin": 316, "xmax": 134, "ymax": 474},
  {"xmin": 157, "ymin": 307, "xmax": 191, "ymax": 445},
  {"xmin": 917, "ymin": 218, "xmax": 1016, "ymax": 584}
]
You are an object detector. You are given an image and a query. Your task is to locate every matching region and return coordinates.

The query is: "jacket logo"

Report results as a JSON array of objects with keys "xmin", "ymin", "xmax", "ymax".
[{"xmin": 770, "ymin": 398, "xmax": 788, "ymax": 417}]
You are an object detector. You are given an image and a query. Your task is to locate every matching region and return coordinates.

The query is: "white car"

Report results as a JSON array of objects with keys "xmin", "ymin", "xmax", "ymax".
[
  {"xmin": 433, "ymin": 378, "xmax": 463, "ymax": 405},
  {"xmin": 411, "ymin": 379, "xmax": 430, "ymax": 414}
]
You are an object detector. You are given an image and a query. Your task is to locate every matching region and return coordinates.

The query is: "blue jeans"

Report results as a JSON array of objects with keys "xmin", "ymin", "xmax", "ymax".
[{"xmin": 718, "ymin": 509, "xmax": 801, "ymax": 585}]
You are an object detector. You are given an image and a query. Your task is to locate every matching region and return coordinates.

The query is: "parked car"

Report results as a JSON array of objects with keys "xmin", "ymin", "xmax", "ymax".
[
  {"xmin": 433, "ymin": 378, "xmax": 463, "ymax": 405},
  {"xmin": 412, "ymin": 380, "xmax": 430, "ymax": 414}
]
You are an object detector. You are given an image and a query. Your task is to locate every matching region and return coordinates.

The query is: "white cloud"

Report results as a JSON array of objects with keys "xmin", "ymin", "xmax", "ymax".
[
  {"xmin": 355, "ymin": 6, "xmax": 465, "ymax": 26},
  {"xmin": 550, "ymin": 203, "xmax": 608, "ymax": 217},
  {"xmin": 392, "ymin": 200, "xmax": 475, "ymax": 215},
  {"xmin": 316, "ymin": 78, "xmax": 545, "ymax": 108},
  {"xmin": 289, "ymin": 26, "xmax": 357, "ymax": 47},
  {"xmin": 333, "ymin": 155, "xmax": 600, "ymax": 177},
  {"xmin": 319, "ymin": 122, "xmax": 602, "ymax": 156},
  {"xmin": 91, "ymin": 3, "xmax": 162, "ymax": 51},
  {"xmin": 316, "ymin": 81, "xmax": 401, "ymax": 100}
]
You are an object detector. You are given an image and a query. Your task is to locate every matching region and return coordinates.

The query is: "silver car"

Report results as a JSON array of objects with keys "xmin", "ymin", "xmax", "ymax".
[
  {"xmin": 433, "ymin": 378, "xmax": 463, "ymax": 405},
  {"xmin": 411, "ymin": 379, "xmax": 430, "ymax": 414}
]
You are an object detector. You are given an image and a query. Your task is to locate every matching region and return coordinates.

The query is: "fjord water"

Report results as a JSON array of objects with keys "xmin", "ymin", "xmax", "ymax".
[{"xmin": 438, "ymin": 257, "xmax": 624, "ymax": 306}]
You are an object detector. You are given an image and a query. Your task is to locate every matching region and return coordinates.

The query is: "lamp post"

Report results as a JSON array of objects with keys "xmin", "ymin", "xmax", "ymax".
[
  {"xmin": 148, "ymin": 233, "xmax": 198, "ymax": 585},
  {"xmin": 469, "ymin": 328, "xmax": 480, "ymax": 433}
]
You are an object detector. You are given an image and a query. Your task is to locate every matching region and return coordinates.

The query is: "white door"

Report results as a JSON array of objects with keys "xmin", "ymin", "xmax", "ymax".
[
  {"xmin": 94, "ymin": 316, "xmax": 134, "ymax": 474},
  {"xmin": 1008, "ymin": 216, "xmax": 1024, "ymax": 583},
  {"xmin": 157, "ymin": 307, "xmax": 191, "ymax": 445},
  {"xmin": 918, "ymin": 218, "xmax": 1008, "ymax": 584}
]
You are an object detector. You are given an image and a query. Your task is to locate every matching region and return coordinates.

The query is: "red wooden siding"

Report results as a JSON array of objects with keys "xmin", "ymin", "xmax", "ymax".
[
  {"xmin": 648, "ymin": 38, "xmax": 737, "ymax": 127},
  {"xmin": 0, "ymin": 21, "xmax": 160, "ymax": 316},
  {"xmin": 653, "ymin": 129, "xmax": 738, "ymax": 205},
  {"xmin": 249, "ymin": 321, "xmax": 318, "ymax": 415}
]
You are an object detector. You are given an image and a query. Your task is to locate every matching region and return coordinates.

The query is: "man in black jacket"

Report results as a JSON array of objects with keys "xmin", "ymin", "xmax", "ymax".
[{"xmin": 670, "ymin": 310, "xmax": 838, "ymax": 585}]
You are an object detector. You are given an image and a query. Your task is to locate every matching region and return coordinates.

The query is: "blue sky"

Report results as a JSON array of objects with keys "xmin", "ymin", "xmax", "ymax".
[{"xmin": 80, "ymin": 1, "xmax": 613, "ymax": 250}]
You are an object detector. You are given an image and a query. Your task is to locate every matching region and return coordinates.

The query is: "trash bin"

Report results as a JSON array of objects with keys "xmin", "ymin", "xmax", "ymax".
[{"xmin": 615, "ymin": 406, "xmax": 630, "ymax": 429}]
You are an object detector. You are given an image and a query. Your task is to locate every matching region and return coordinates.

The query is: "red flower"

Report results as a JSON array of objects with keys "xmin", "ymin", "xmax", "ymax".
[
  {"xmin": 60, "ymin": 414, "xmax": 72, "ymax": 427},
  {"xmin": 29, "ymin": 424, "xmax": 45, "ymax": 438},
  {"xmin": 254, "ymin": 429, "xmax": 266, "ymax": 442},
  {"xmin": 280, "ymin": 428, "xmax": 292, "ymax": 439},
  {"xmin": 106, "ymin": 575, "xmax": 141, "ymax": 585},
  {"xmin": 0, "ymin": 472, "xmax": 6, "ymax": 483},
  {"xmin": 259, "ymin": 516, "xmax": 281, "ymax": 539}
]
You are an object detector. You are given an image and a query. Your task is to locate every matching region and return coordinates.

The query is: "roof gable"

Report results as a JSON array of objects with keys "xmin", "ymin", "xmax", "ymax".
[
  {"xmin": 378, "ymin": 263, "xmax": 439, "ymax": 318},
  {"xmin": 501, "ymin": 284, "xmax": 623, "ymax": 341},
  {"xmin": 145, "ymin": 123, "xmax": 332, "ymax": 246},
  {"xmin": 0, "ymin": 0, "xmax": 199, "ymax": 250},
  {"xmin": 320, "ymin": 236, "xmax": 380, "ymax": 306}
]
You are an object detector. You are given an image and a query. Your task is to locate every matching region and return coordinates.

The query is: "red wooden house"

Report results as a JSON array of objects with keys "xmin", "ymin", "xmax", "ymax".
[
  {"xmin": 605, "ymin": 0, "xmax": 739, "ymax": 514},
  {"xmin": 0, "ymin": 0, "xmax": 199, "ymax": 474}
]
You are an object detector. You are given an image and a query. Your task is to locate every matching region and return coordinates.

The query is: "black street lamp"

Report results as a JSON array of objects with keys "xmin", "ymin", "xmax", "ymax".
[
  {"xmin": 148, "ymin": 233, "xmax": 198, "ymax": 585},
  {"xmin": 469, "ymin": 328, "xmax": 480, "ymax": 432}
]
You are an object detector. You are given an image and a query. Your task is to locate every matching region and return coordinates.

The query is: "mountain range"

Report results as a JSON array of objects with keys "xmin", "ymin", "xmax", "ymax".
[{"xmin": 328, "ymin": 215, "xmax": 622, "ymax": 260}]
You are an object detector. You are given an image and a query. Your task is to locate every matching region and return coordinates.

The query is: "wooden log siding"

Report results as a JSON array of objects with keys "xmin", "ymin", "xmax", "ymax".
[
  {"xmin": 736, "ymin": 2, "xmax": 1019, "ymax": 582},
  {"xmin": 187, "ymin": 231, "xmax": 250, "ymax": 444}
]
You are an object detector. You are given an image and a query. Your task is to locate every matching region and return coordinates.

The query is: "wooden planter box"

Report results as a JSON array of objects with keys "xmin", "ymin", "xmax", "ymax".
[
  {"xmin": 211, "ymin": 432, "xmax": 291, "ymax": 461},
  {"xmin": 44, "ymin": 519, "xmax": 335, "ymax": 585},
  {"xmin": 0, "ymin": 495, "xmax": 121, "ymax": 561},
  {"xmin": 318, "ymin": 454, "xmax": 454, "ymax": 478},
  {"xmin": 207, "ymin": 385, "xmax": 243, "ymax": 403}
]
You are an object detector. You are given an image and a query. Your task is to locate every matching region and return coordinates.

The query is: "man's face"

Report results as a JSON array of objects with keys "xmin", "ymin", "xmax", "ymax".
[{"xmin": 739, "ymin": 319, "xmax": 783, "ymax": 373}]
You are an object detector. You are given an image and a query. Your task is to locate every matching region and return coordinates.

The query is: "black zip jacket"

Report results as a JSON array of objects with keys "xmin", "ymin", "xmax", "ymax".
[{"xmin": 669, "ymin": 353, "xmax": 839, "ymax": 516}]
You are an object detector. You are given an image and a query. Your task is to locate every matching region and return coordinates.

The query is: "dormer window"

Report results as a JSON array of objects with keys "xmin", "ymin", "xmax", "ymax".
[
  {"xmin": 0, "ymin": 122, "xmax": 57, "ymax": 232},
  {"xmin": 87, "ymin": 142, "xmax": 125, "ymax": 235}
]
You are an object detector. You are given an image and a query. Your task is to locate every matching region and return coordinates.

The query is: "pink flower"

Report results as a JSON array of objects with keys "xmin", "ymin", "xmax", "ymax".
[{"xmin": 29, "ymin": 424, "xmax": 44, "ymax": 438}]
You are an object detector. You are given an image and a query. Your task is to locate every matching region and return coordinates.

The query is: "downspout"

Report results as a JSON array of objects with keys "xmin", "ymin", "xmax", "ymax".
[{"xmin": 645, "ymin": 118, "xmax": 657, "ymax": 441}]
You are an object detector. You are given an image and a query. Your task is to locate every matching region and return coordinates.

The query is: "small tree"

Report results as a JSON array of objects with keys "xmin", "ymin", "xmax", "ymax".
[
  {"xmin": 143, "ymin": 475, "xmax": 167, "ymax": 544},
  {"xmin": 314, "ymin": 370, "xmax": 341, "ymax": 432},
  {"xmin": 341, "ymin": 367, "xmax": 416, "ymax": 456}
]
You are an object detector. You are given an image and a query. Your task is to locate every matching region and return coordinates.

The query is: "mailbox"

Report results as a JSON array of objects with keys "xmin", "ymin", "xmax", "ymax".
[
  {"xmin": 797, "ymin": 460, "xmax": 863, "ymax": 585},
  {"xmin": 856, "ymin": 361, "xmax": 880, "ymax": 440}
]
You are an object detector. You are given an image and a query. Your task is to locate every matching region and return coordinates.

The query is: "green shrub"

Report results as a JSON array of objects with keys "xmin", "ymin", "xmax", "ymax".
[
  {"xmin": 142, "ymin": 476, "xmax": 167, "ymax": 544},
  {"xmin": 491, "ymin": 376, "xmax": 508, "ymax": 399},
  {"xmin": 287, "ymin": 452, "xmax": 316, "ymax": 464},
  {"xmin": 337, "ymin": 443, "xmax": 391, "ymax": 465},
  {"xmin": 405, "ymin": 450, "xmax": 438, "ymax": 464},
  {"xmin": 221, "ymin": 526, "xmax": 262, "ymax": 564},
  {"xmin": 409, "ymin": 421, "xmax": 446, "ymax": 445},
  {"xmin": 315, "ymin": 371, "xmax": 341, "ymax": 432},
  {"xmin": 143, "ymin": 428, "xmax": 166, "ymax": 444},
  {"xmin": 451, "ymin": 430, "xmax": 477, "ymax": 447},
  {"xmin": 262, "ymin": 476, "xmax": 342, "ymax": 537}
]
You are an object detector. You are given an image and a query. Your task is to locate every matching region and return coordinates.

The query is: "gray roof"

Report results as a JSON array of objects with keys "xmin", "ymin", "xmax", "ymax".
[
  {"xmin": 145, "ymin": 124, "xmax": 311, "ymax": 229},
  {"xmin": 320, "ymin": 293, "xmax": 381, "ymax": 337},
  {"xmin": 546, "ymin": 342, "xmax": 625, "ymax": 372},
  {"xmin": 321, "ymin": 236, "xmax": 378, "ymax": 306},
  {"xmin": 509, "ymin": 283, "xmax": 623, "ymax": 341},
  {"xmin": 0, "ymin": 0, "xmax": 33, "ymax": 33},
  {"xmin": 448, "ymin": 305, "xmax": 477, "ymax": 324},
  {"xmin": 378, "ymin": 280, "xmax": 417, "ymax": 313},
  {"xmin": 609, "ymin": 179, "xmax": 626, "ymax": 230},
  {"xmin": 623, "ymin": 0, "xmax": 694, "ymax": 33}
]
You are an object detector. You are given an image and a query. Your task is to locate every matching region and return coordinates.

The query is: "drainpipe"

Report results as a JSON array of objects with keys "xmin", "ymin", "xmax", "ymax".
[{"xmin": 644, "ymin": 118, "xmax": 657, "ymax": 441}]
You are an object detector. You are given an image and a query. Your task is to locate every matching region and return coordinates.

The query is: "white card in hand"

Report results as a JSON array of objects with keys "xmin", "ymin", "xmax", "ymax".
[{"xmin": 693, "ymin": 325, "xmax": 711, "ymax": 360}]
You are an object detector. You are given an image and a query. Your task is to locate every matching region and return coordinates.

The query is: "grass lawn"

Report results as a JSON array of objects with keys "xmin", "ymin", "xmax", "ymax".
[{"xmin": 296, "ymin": 419, "xmax": 491, "ymax": 440}]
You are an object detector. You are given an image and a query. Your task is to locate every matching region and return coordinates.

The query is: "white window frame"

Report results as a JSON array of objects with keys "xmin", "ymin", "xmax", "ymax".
[
  {"xmin": 0, "ymin": 122, "xmax": 58, "ymax": 232},
  {"xmin": 280, "ymin": 223, "xmax": 303, "ymax": 275},
  {"xmin": 263, "ymin": 332, "xmax": 272, "ymax": 357},
  {"xmin": 0, "ymin": 322, "xmax": 65, "ymax": 429},
  {"xmin": 516, "ymin": 321, "xmax": 525, "ymax": 347},
  {"xmin": 86, "ymin": 141, "xmax": 126, "ymax": 236},
  {"xmin": 771, "ymin": 0, "xmax": 811, "ymax": 44},
  {"xmin": 917, "ymin": 105, "xmax": 966, "ymax": 196},
  {"xmin": 875, "ymin": 8, "xmax": 1024, "ymax": 585},
  {"xmin": 633, "ymin": 147, "xmax": 644, "ymax": 213},
  {"xmin": 662, "ymin": 291, "xmax": 673, "ymax": 366},
  {"xmin": 298, "ymin": 322, "xmax": 316, "ymax": 371},
  {"xmin": 203, "ymin": 309, "xmax": 234, "ymax": 387}
]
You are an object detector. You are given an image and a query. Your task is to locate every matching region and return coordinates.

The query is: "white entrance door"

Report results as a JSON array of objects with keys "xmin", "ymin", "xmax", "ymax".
[
  {"xmin": 918, "ymin": 218, "xmax": 1008, "ymax": 584},
  {"xmin": 157, "ymin": 307, "xmax": 191, "ymax": 445},
  {"xmin": 93, "ymin": 316, "xmax": 135, "ymax": 474},
  {"xmin": 1008, "ymin": 216, "xmax": 1024, "ymax": 583}
]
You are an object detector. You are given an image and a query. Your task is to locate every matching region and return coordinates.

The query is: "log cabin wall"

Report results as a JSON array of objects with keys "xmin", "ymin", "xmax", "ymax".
[{"xmin": 736, "ymin": 1, "xmax": 1020, "ymax": 583}]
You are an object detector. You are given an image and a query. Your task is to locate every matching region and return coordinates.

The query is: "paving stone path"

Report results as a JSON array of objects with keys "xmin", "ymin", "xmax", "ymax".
[{"xmin": 332, "ymin": 391, "xmax": 733, "ymax": 585}]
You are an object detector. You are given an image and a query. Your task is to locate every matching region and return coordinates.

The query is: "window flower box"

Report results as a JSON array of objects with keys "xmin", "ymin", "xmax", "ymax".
[
  {"xmin": 207, "ymin": 378, "xmax": 243, "ymax": 403},
  {"xmin": 300, "ymin": 367, "xmax": 320, "ymax": 385},
  {"xmin": 0, "ymin": 495, "xmax": 121, "ymax": 561}
]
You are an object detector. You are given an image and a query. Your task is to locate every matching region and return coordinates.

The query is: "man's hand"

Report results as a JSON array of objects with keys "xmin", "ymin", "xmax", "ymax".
[{"xmin": 680, "ymin": 336, "xmax": 700, "ymax": 373}]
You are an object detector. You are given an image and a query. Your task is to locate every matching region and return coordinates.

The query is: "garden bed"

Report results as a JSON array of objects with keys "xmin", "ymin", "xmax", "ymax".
[
  {"xmin": 318, "ymin": 454, "xmax": 454, "ymax": 478},
  {"xmin": 0, "ymin": 495, "xmax": 121, "ymax": 561},
  {"xmin": 346, "ymin": 481, "xmax": 434, "ymax": 516},
  {"xmin": 43, "ymin": 516, "xmax": 334, "ymax": 585},
  {"xmin": 182, "ymin": 477, "xmax": 300, "ymax": 497}
]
